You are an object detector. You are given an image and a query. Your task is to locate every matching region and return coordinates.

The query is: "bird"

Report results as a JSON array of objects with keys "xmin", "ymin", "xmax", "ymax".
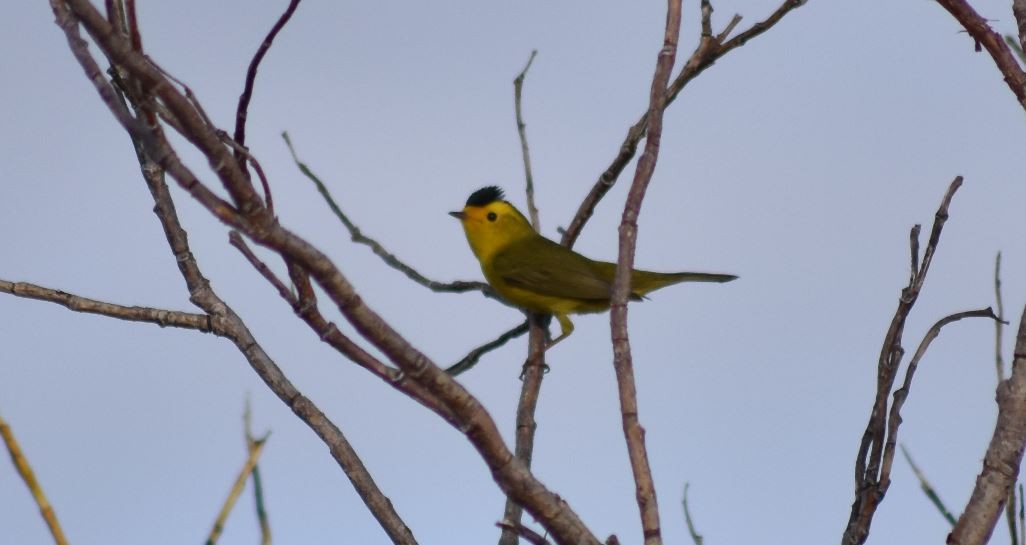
[{"xmin": 450, "ymin": 186, "xmax": 736, "ymax": 348}]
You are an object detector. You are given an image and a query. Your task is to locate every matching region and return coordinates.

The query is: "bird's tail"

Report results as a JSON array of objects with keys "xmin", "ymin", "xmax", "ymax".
[{"xmin": 632, "ymin": 270, "xmax": 737, "ymax": 296}]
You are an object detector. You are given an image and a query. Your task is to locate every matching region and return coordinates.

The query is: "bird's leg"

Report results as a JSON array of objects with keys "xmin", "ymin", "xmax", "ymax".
[{"xmin": 545, "ymin": 313, "xmax": 574, "ymax": 350}]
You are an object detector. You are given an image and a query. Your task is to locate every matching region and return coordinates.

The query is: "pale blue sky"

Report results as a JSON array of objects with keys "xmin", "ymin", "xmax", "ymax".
[{"xmin": 2, "ymin": 1, "xmax": 1024, "ymax": 544}]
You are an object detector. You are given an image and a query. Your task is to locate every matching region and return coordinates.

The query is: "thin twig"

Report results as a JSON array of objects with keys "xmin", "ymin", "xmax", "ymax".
[
  {"xmin": 447, "ymin": 321, "xmax": 530, "ymax": 376},
  {"xmin": 234, "ymin": 0, "xmax": 302, "ymax": 171},
  {"xmin": 229, "ymin": 0, "xmax": 302, "ymax": 212},
  {"xmin": 609, "ymin": 1, "xmax": 682, "ymax": 544},
  {"xmin": 245, "ymin": 397, "xmax": 272, "ymax": 545},
  {"xmin": 842, "ymin": 177, "xmax": 964, "ymax": 545},
  {"xmin": 682, "ymin": 483, "xmax": 705, "ymax": 545},
  {"xmin": 0, "ymin": 413, "xmax": 70, "ymax": 545},
  {"xmin": 282, "ymin": 132, "xmax": 492, "ymax": 296},
  {"xmin": 900, "ymin": 444, "xmax": 957, "ymax": 526},
  {"xmin": 0, "ymin": 279, "xmax": 215, "ymax": 332},
  {"xmin": 882, "ymin": 307, "xmax": 1001, "ymax": 487},
  {"xmin": 996, "ymin": 252, "xmax": 1006, "ymax": 382},
  {"xmin": 205, "ymin": 436, "xmax": 269, "ymax": 545},
  {"xmin": 514, "ymin": 50, "xmax": 540, "ymax": 231}
]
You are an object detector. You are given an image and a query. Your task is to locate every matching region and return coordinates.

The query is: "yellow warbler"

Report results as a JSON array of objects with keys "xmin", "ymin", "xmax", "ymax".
[{"xmin": 450, "ymin": 186, "xmax": 736, "ymax": 347}]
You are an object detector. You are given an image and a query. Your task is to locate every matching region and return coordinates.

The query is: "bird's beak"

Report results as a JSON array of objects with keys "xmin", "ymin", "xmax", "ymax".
[{"xmin": 448, "ymin": 211, "xmax": 465, "ymax": 219}]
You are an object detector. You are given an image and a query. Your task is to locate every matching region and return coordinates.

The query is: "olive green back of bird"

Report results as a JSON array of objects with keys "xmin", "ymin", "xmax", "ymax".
[{"xmin": 488, "ymin": 234, "xmax": 736, "ymax": 316}]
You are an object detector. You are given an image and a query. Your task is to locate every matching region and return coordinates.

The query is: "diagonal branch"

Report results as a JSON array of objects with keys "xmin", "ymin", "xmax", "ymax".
[
  {"xmin": 244, "ymin": 398, "xmax": 273, "ymax": 545},
  {"xmin": 609, "ymin": 1, "xmax": 683, "ymax": 544},
  {"xmin": 447, "ymin": 320, "xmax": 530, "ymax": 376},
  {"xmin": 560, "ymin": 0, "xmax": 807, "ymax": 248},
  {"xmin": 933, "ymin": 0, "xmax": 1026, "ymax": 110},
  {"xmin": 901, "ymin": 444, "xmax": 958, "ymax": 526},
  {"xmin": 206, "ymin": 435, "xmax": 269, "ymax": 545},
  {"xmin": 0, "ymin": 412, "xmax": 70, "ymax": 545},
  {"xmin": 229, "ymin": 232, "xmax": 453, "ymax": 421}
]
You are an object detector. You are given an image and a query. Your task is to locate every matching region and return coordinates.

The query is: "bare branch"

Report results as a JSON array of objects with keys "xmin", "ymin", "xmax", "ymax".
[
  {"xmin": 843, "ymin": 177, "xmax": 964, "ymax": 545},
  {"xmin": 0, "ymin": 279, "xmax": 214, "ymax": 332},
  {"xmin": 933, "ymin": 0, "xmax": 1026, "ymax": 110},
  {"xmin": 0, "ymin": 412, "xmax": 70, "ymax": 545},
  {"xmin": 996, "ymin": 252, "xmax": 1007, "ymax": 382},
  {"xmin": 446, "ymin": 321, "xmax": 530, "ymax": 376},
  {"xmin": 514, "ymin": 50, "xmax": 541, "ymax": 231},
  {"xmin": 900, "ymin": 444, "xmax": 957, "ymax": 526},
  {"xmin": 282, "ymin": 132, "xmax": 492, "ymax": 296},
  {"xmin": 234, "ymin": 0, "xmax": 302, "ymax": 173},
  {"xmin": 500, "ymin": 52, "xmax": 549, "ymax": 545},
  {"xmin": 609, "ymin": 1, "xmax": 682, "ymax": 543},
  {"xmin": 499, "ymin": 315, "xmax": 549, "ymax": 545}
]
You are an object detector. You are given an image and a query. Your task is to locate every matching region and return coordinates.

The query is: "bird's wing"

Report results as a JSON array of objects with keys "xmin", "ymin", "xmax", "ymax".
[{"xmin": 492, "ymin": 237, "xmax": 612, "ymax": 301}]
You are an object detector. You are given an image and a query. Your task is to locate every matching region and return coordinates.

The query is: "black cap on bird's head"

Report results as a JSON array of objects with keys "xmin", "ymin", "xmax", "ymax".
[{"xmin": 466, "ymin": 186, "xmax": 505, "ymax": 207}]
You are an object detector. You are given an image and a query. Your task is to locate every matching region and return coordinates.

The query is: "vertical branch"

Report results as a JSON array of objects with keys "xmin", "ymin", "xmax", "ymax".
[
  {"xmin": 514, "ymin": 50, "xmax": 540, "ymax": 231},
  {"xmin": 996, "ymin": 252, "xmax": 1006, "ymax": 382},
  {"xmin": 995, "ymin": 252, "xmax": 1018, "ymax": 545},
  {"xmin": 500, "ymin": 50, "xmax": 547, "ymax": 545},
  {"xmin": 609, "ymin": 1, "xmax": 682, "ymax": 544},
  {"xmin": 0, "ymin": 413, "xmax": 70, "ymax": 545}
]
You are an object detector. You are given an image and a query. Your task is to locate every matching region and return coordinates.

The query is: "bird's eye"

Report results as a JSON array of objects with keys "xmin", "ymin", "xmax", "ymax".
[{"xmin": 487, "ymin": 212, "xmax": 497, "ymax": 222}]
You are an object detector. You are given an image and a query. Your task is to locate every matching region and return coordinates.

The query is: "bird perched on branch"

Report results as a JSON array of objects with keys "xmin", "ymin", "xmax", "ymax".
[{"xmin": 450, "ymin": 186, "xmax": 736, "ymax": 348}]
